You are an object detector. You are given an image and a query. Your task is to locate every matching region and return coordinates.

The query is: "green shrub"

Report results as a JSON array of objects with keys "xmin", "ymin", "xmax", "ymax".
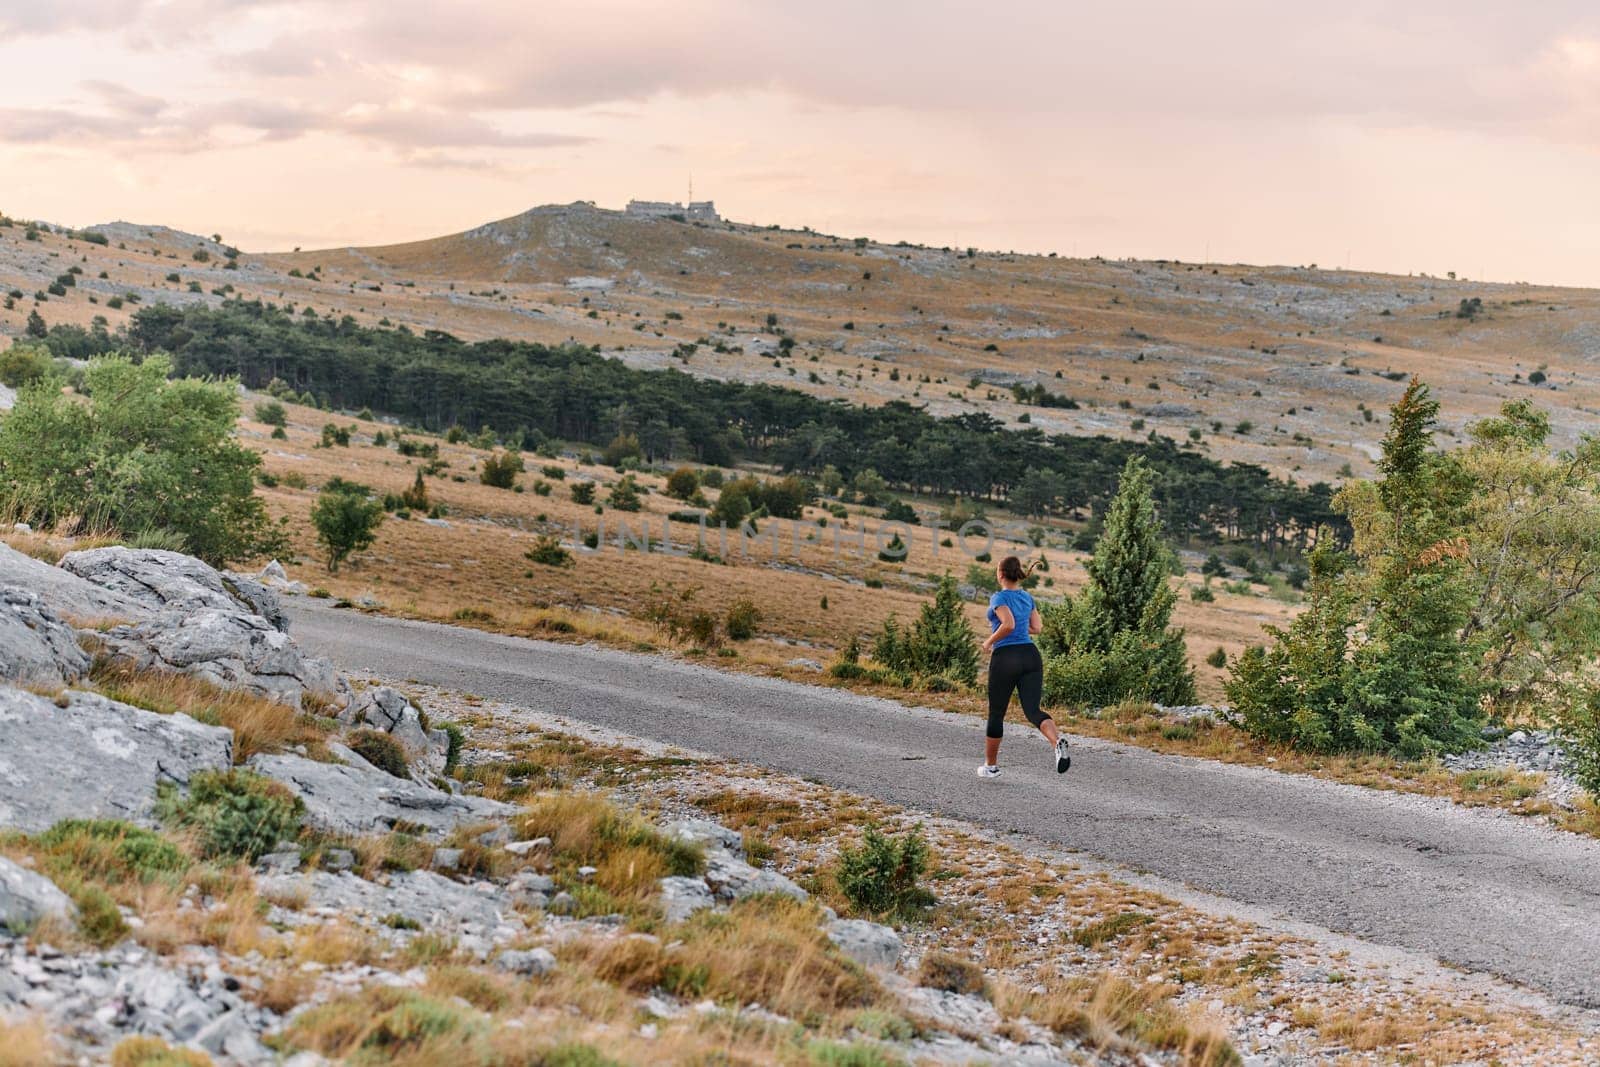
[
  {"xmin": 724, "ymin": 598, "xmax": 761, "ymax": 640},
  {"xmin": 665, "ymin": 467, "xmax": 699, "ymax": 500},
  {"xmin": 37, "ymin": 819, "xmax": 188, "ymax": 882},
  {"xmin": 479, "ymin": 450, "xmax": 523, "ymax": 489},
  {"xmin": 569, "ymin": 481, "xmax": 595, "ymax": 505},
  {"xmin": 1562, "ymin": 688, "xmax": 1600, "ymax": 799},
  {"xmin": 525, "ymin": 534, "xmax": 574, "ymax": 568},
  {"xmin": 1205, "ymin": 647, "xmax": 1228, "ymax": 668},
  {"xmin": 836, "ymin": 824, "xmax": 932, "ymax": 919},
  {"xmin": 349, "ymin": 729, "xmax": 410, "ymax": 778},
  {"xmin": 871, "ymin": 575, "xmax": 978, "ymax": 686},
  {"xmin": 253, "ymin": 399, "xmax": 287, "ymax": 428},
  {"xmin": 0, "ymin": 345, "xmax": 54, "ymax": 389},
  {"xmin": 608, "ymin": 475, "xmax": 642, "ymax": 512},
  {"xmin": 156, "ymin": 770, "xmax": 302, "ymax": 862}
]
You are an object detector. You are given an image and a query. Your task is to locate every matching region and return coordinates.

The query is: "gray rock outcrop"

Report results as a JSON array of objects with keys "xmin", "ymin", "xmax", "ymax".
[
  {"xmin": 95, "ymin": 609, "xmax": 344, "ymax": 711},
  {"xmin": 60, "ymin": 547, "xmax": 287, "ymax": 631},
  {"xmin": 0, "ymin": 587, "xmax": 91, "ymax": 685},
  {"xmin": 0, "ymin": 542, "xmax": 143, "ymax": 621},
  {"xmin": 826, "ymin": 918, "xmax": 903, "ymax": 969},
  {"xmin": 0, "ymin": 856, "xmax": 78, "ymax": 932},
  {"xmin": 0, "ymin": 685, "xmax": 233, "ymax": 833},
  {"xmin": 341, "ymin": 686, "xmax": 448, "ymax": 774},
  {"xmin": 658, "ymin": 875, "xmax": 717, "ymax": 922},
  {"xmin": 247, "ymin": 746, "xmax": 510, "ymax": 838},
  {"xmin": 258, "ymin": 868, "xmax": 521, "ymax": 938}
]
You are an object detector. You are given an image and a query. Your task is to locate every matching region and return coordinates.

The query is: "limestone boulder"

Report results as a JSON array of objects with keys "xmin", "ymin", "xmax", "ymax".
[
  {"xmin": 0, "ymin": 684, "xmax": 233, "ymax": 833},
  {"xmin": 0, "ymin": 542, "xmax": 143, "ymax": 622},
  {"xmin": 0, "ymin": 856, "xmax": 78, "ymax": 932},
  {"xmin": 0, "ymin": 586, "xmax": 90, "ymax": 685},
  {"xmin": 59, "ymin": 547, "xmax": 287, "ymax": 632},
  {"xmin": 95, "ymin": 608, "xmax": 345, "ymax": 711},
  {"xmin": 247, "ymin": 745, "xmax": 510, "ymax": 839},
  {"xmin": 342, "ymin": 686, "xmax": 448, "ymax": 775}
]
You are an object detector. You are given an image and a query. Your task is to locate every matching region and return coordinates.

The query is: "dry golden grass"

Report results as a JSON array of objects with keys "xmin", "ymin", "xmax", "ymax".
[
  {"xmin": 84, "ymin": 661, "xmax": 329, "ymax": 762},
  {"xmin": 565, "ymin": 893, "xmax": 884, "ymax": 1022},
  {"xmin": 0, "ymin": 1018, "xmax": 56, "ymax": 1067},
  {"xmin": 108, "ymin": 1036, "xmax": 214, "ymax": 1067},
  {"xmin": 993, "ymin": 974, "xmax": 1238, "ymax": 1067}
]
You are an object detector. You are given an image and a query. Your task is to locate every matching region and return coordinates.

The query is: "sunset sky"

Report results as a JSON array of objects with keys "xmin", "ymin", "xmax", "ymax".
[{"xmin": 6, "ymin": 1, "xmax": 1600, "ymax": 285}]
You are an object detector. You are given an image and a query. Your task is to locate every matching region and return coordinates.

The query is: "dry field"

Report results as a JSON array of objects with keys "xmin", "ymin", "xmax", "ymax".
[
  {"xmin": 4, "ymin": 204, "xmax": 1600, "ymax": 486},
  {"xmin": 251, "ymin": 397, "xmax": 1292, "ymax": 703}
]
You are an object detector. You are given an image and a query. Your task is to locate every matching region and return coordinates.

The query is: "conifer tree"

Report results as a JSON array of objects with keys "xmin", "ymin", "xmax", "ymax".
[{"xmin": 1040, "ymin": 456, "xmax": 1196, "ymax": 706}]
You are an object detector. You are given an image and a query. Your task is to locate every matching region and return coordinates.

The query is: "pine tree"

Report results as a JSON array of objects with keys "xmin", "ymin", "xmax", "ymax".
[
  {"xmin": 907, "ymin": 574, "xmax": 980, "ymax": 685},
  {"xmin": 1039, "ymin": 456, "xmax": 1196, "ymax": 706},
  {"xmin": 25, "ymin": 309, "xmax": 46, "ymax": 338},
  {"xmin": 399, "ymin": 469, "xmax": 430, "ymax": 512},
  {"xmin": 1228, "ymin": 379, "xmax": 1484, "ymax": 757}
]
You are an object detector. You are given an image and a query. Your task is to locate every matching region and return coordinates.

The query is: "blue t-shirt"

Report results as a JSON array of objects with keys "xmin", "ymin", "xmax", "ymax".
[{"xmin": 987, "ymin": 588, "xmax": 1035, "ymax": 648}]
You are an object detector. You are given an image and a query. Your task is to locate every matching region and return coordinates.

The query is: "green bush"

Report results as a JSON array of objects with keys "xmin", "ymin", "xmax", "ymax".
[
  {"xmin": 1205, "ymin": 646, "xmax": 1228, "ymax": 668},
  {"xmin": 0, "ymin": 355, "xmax": 286, "ymax": 563},
  {"xmin": 665, "ymin": 467, "xmax": 699, "ymax": 500},
  {"xmin": 569, "ymin": 481, "xmax": 595, "ymax": 505},
  {"xmin": 0, "ymin": 345, "xmax": 54, "ymax": 388},
  {"xmin": 156, "ymin": 770, "xmax": 302, "ymax": 861},
  {"xmin": 479, "ymin": 450, "xmax": 524, "ymax": 489},
  {"xmin": 253, "ymin": 399, "xmax": 287, "ymax": 428},
  {"xmin": 871, "ymin": 575, "xmax": 978, "ymax": 686},
  {"xmin": 525, "ymin": 534, "xmax": 574, "ymax": 568},
  {"xmin": 608, "ymin": 475, "xmax": 642, "ymax": 512},
  {"xmin": 836, "ymin": 824, "xmax": 932, "ymax": 919},
  {"xmin": 723, "ymin": 598, "xmax": 762, "ymax": 640},
  {"xmin": 349, "ymin": 729, "xmax": 410, "ymax": 779},
  {"xmin": 1564, "ymin": 691, "xmax": 1600, "ymax": 799}
]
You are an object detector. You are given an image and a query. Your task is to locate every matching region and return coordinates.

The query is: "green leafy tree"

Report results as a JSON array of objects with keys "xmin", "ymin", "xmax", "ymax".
[
  {"xmin": 0, "ymin": 345, "xmax": 54, "ymax": 389},
  {"xmin": 25, "ymin": 309, "xmax": 46, "ymax": 338},
  {"xmin": 1039, "ymin": 456, "xmax": 1196, "ymax": 706},
  {"xmin": 0, "ymin": 354, "xmax": 283, "ymax": 563},
  {"xmin": 252, "ymin": 399, "xmax": 287, "ymax": 428},
  {"xmin": 311, "ymin": 479, "xmax": 383, "ymax": 572}
]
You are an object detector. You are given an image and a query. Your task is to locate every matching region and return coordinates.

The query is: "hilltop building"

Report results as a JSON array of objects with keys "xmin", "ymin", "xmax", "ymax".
[{"xmin": 625, "ymin": 199, "xmax": 719, "ymax": 221}]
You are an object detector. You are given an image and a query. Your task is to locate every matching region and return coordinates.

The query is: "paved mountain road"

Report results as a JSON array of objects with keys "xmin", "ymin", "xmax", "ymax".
[{"xmin": 288, "ymin": 602, "xmax": 1600, "ymax": 1008}]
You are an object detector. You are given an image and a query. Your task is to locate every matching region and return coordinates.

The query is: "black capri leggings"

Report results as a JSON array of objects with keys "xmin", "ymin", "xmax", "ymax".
[{"xmin": 987, "ymin": 643, "xmax": 1049, "ymax": 739}]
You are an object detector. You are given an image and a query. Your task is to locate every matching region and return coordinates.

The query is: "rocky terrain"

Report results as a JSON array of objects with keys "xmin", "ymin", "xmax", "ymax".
[
  {"xmin": 0, "ymin": 539, "xmax": 1210, "ymax": 1065},
  {"xmin": 1, "ymin": 536, "xmax": 1598, "ymax": 1064}
]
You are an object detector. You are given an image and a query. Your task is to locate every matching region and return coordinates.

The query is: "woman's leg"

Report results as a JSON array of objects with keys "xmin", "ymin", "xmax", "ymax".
[
  {"xmin": 985, "ymin": 649, "xmax": 1019, "ymax": 766},
  {"xmin": 1016, "ymin": 654, "xmax": 1057, "ymax": 743}
]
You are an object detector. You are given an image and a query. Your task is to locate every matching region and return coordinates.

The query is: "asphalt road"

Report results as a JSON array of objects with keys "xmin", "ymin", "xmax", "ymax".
[{"xmin": 288, "ymin": 601, "xmax": 1600, "ymax": 1008}]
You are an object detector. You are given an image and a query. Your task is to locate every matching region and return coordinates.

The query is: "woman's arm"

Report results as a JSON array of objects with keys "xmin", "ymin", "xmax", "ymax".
[
  {"xmin": 981, "ymin": 604, "xmax": 1014, "ymax": 652},
  {"xmin": 1028, "ymin": 608, "xmax": 1043, "ymax": 635}
]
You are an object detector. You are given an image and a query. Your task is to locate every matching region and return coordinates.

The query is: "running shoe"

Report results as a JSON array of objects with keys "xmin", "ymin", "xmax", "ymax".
[
  {"xmin": 1054, "ymin": 736, "xmax": 1072, "ymax": 774},
  {"xmin": 976, "ymin": 764, "xmax": 1001, "ymax": 779}
]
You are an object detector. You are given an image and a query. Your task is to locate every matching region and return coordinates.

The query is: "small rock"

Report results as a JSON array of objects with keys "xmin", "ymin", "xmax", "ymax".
[
  {"xmin": 0, "ymin": 857, "xmax": 78, "ymax": 932},
  {"xmin": 505, "ymin": 837, "xmax": 552, "ymax": 857},
  {"xmin": 256, "ymin": 850, "xmax": 301, "ymax": 875},
  {"xmin": 658, "ymin": 876, "xmax": 715, "ymax": 923},
  {"xmin": 477, "ymin": 826, "xmax": 512, "ymax": 847},
  {"xmin": 321, "ymin": 849, "xmax": 355, "ymax": 873},
  {"xmin": 826, "ymin": 919, "xmax": 902, "ymax": 969},
  {"xmin": 493, "ymin": 947, "xmax": 556, "ymax": 977},
  {"xmin": 432, "ymin": 848, "xmax": 463, "ymax": 872},
  {"xmin": 576, "ymin": 865, "xmax": 598, "ymax": 882},
  {"xmin": 547, "ymin": 892, "xmax": 577, "ymax": 915}
]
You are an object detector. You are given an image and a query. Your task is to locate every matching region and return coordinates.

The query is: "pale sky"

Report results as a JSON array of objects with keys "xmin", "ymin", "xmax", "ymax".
[{"xmin": 6, "ymin": 1, "xmax": 1600, "ymax": 285}]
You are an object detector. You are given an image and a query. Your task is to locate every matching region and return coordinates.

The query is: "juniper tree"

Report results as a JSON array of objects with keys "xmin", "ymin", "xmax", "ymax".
[{"xmin": 1039, "ymin": 456, "xmax": 1196, "ymax": 706}]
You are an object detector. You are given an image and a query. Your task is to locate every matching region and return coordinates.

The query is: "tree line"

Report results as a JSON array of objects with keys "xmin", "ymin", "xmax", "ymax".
[{"xmin": 118, "ymin": 300, "xmax": 1342, "ymax": 546}]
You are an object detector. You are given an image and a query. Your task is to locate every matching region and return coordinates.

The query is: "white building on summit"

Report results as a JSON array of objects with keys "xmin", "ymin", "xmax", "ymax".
[{"xmin": 625, "ymin": 199, "xmax": 719, "ymax": 221}]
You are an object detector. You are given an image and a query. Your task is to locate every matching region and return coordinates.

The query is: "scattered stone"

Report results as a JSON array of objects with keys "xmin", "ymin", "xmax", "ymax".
[
  {"xmin": 826, "ymin": 919, "xmax": 903, "ymax": 969},
  {"xmin": 248, "ymin": 747, "xmax": 511, "ymax": 839},
  {"xmin": 547, "ymin": 891, "xmax": 577, "ymax": 915},
  {"xmin": 703, "ymin": 851, "xmax": 808, "ymax": 903},
  {"xmin": 0, "ymin": 684, "xmax": 232, "ymax": 833},
  {"xmin": 0, "ymin": 586, "xmax": 91, "ymax": 685},
  {"xmin": 432, "ymin": 848, "xmax": 463, "ymax": 871},
  {"xmin": 577, "ymin": 865, "xmax": 598, "ymax": 882},
  {"xmin": 477, "ymin": 825, "xmax": 512, "ymax": 847},
  {"xmin": 258, "ymin": 869, "xmax": 519, "ymax": 936},
  {"xmin": 341, "ymin": 686, "xmax": 446, "ymax": 774},
  {"xmin": 0, "ymin": 857, "xmax": 77, "ymax": 932},
  {"xmin": 493, "ymin": 947, "xmax": 556, "ymax": 977}
]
